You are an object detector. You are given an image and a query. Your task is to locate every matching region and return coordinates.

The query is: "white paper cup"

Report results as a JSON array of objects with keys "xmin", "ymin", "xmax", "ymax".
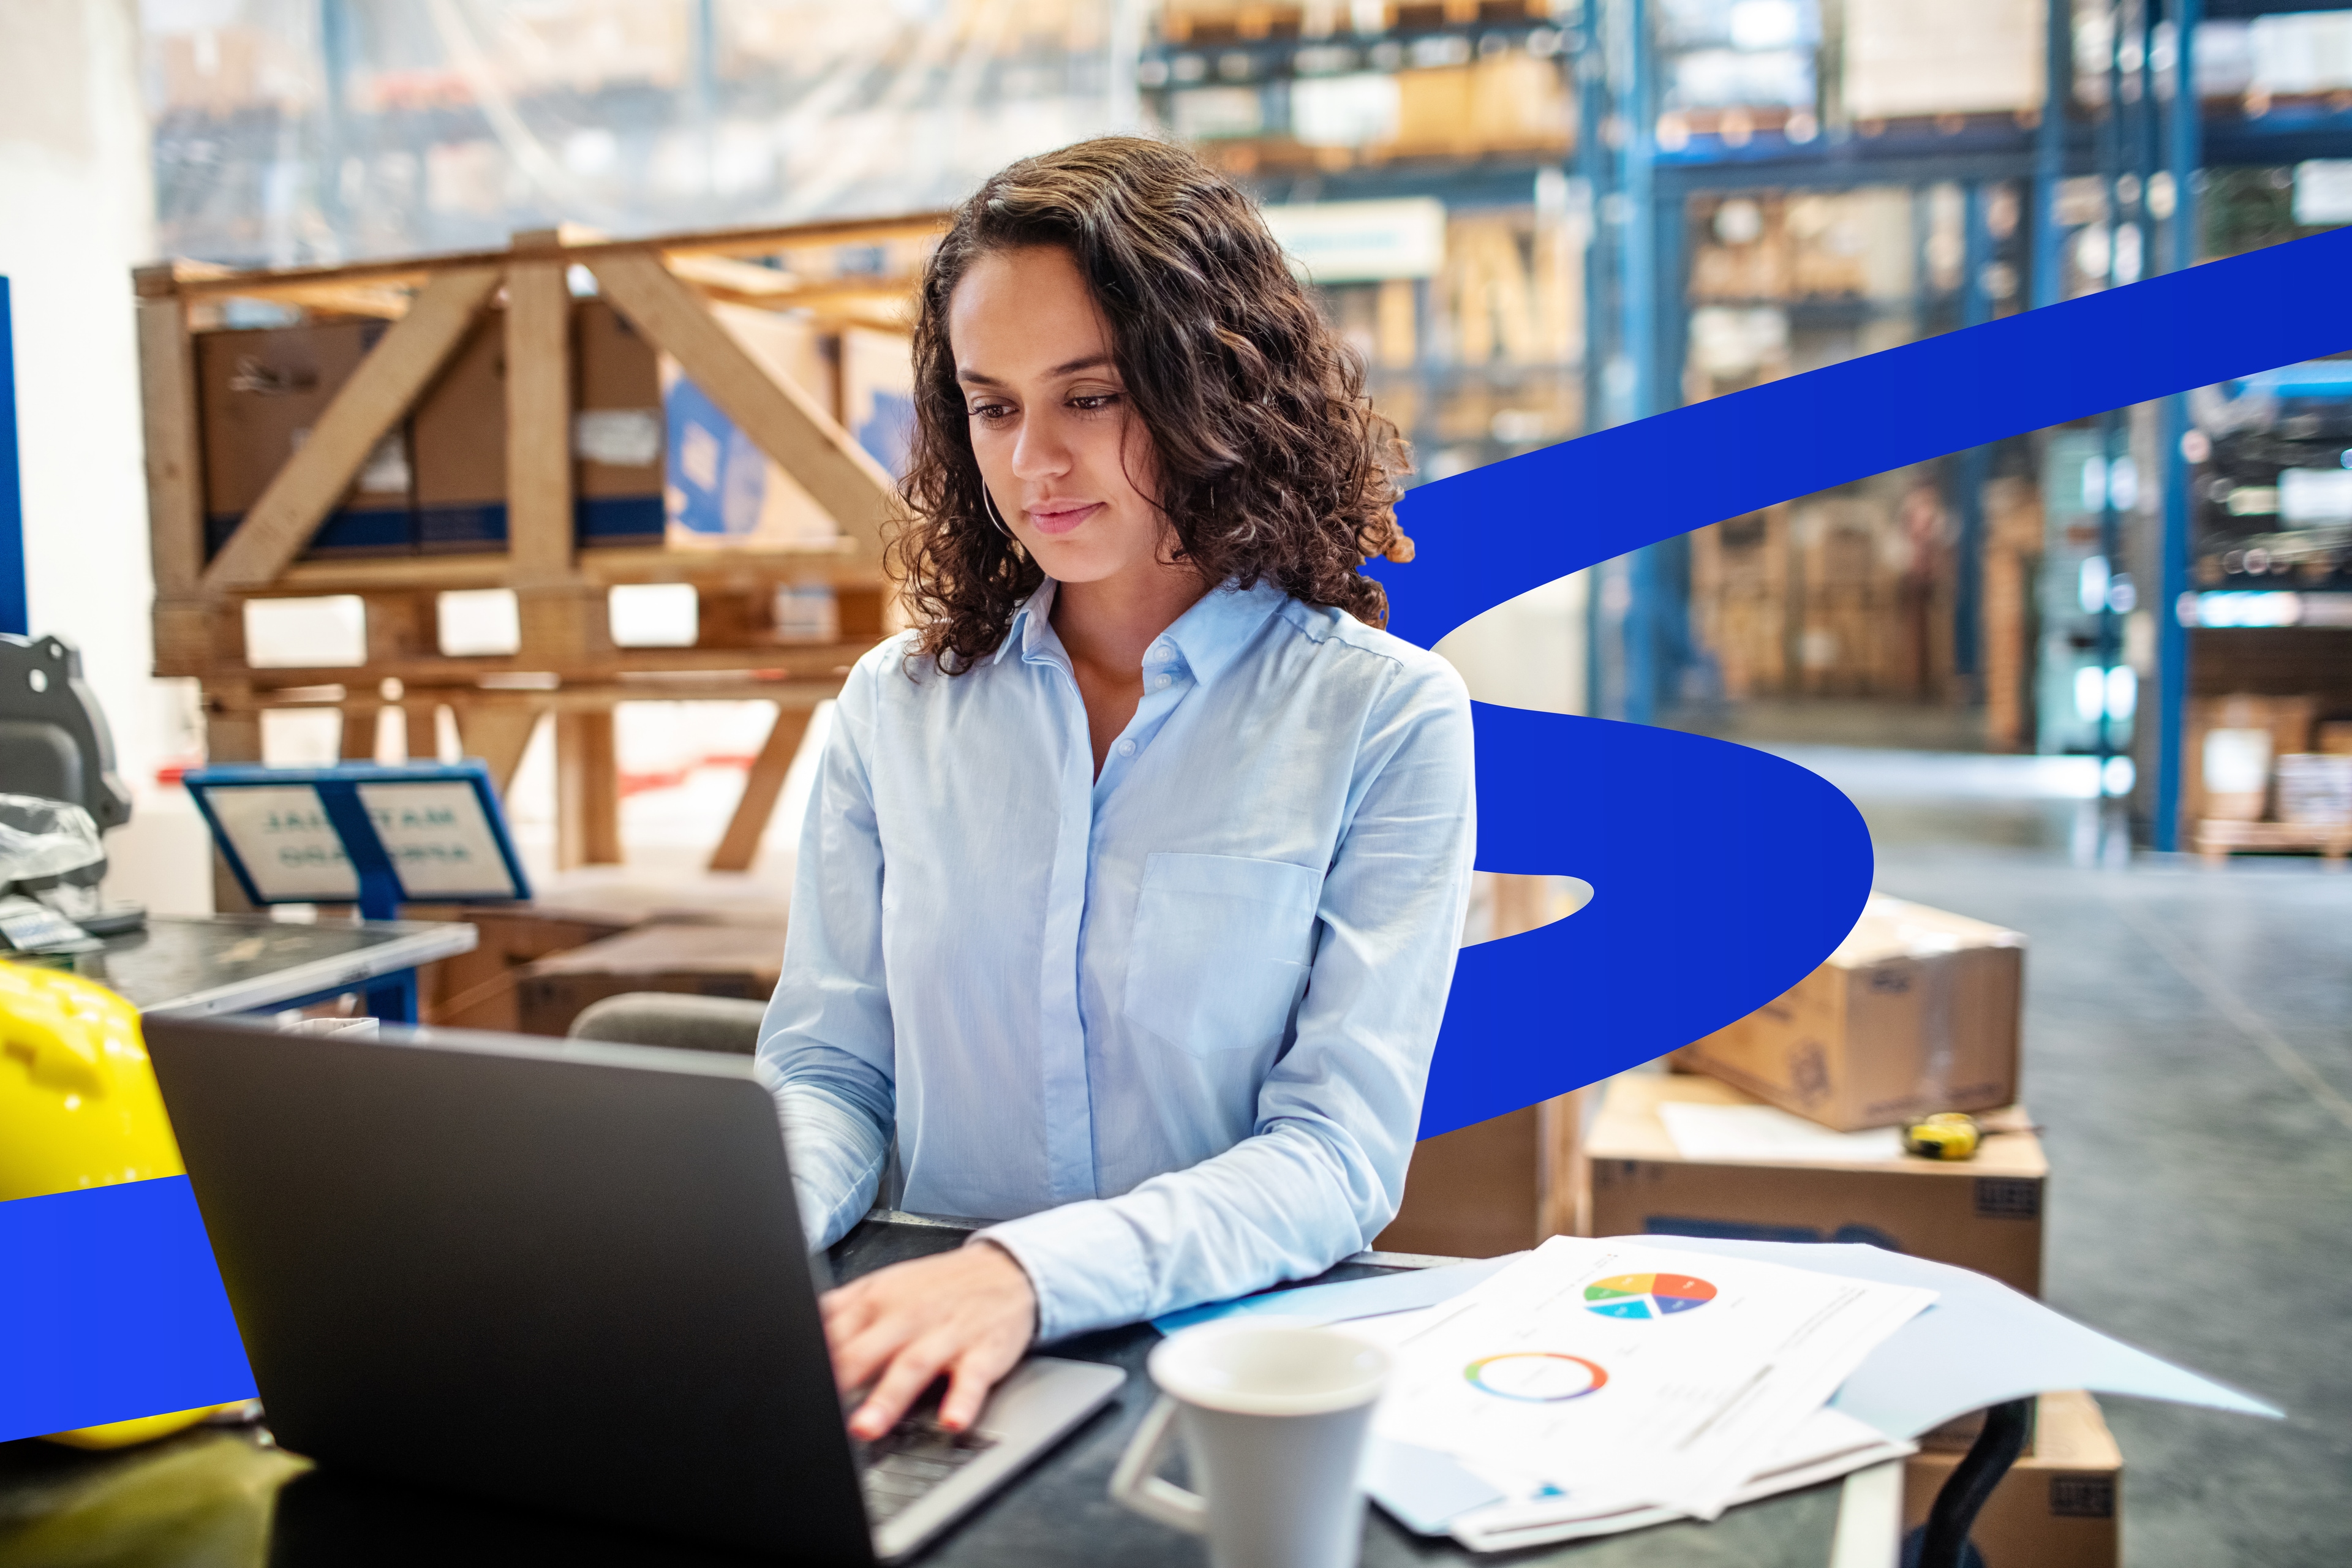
[{"xmin": 1109, "ymin": 1321, "xmax": 1391, "ymax": 1568}]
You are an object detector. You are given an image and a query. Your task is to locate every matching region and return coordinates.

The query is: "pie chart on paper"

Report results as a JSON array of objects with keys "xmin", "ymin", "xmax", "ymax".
[{"xmin": 1583, "ymin": 1272, "xmax": 1718, "ymax": 1321}]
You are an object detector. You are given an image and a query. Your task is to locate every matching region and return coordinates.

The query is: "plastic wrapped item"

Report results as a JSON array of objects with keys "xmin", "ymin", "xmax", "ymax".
[{"xmin": 0, "ymin": 795, "xmax": 105, "ymax": 892}]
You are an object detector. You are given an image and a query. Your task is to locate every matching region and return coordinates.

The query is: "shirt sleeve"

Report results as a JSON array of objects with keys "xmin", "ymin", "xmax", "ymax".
[
  {"xmin": 977, "ymin": 655, "xmax": 1476, "ymax": 1340},
  {"xmin": 756, "ymin": 654, "xmax": 899, "ymax": 1252}
]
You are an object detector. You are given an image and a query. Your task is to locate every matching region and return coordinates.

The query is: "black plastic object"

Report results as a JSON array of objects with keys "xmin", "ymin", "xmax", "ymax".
[
  {"xmin": 0, "ymin": 634, "xmax": 132, "ymax": 831},
  {"xmin": 146, "ymin": 1016, "xmax": 876, "ymax": 1565},
  {"xmin": 1904, "ymin": 1397, "xmax": 2035, "ymax": 1568}
]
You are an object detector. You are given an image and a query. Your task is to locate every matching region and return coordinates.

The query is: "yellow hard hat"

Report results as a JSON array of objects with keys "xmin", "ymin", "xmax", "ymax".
[
  {"xmin": 0, "ymin": 961, "xmax": 241, "ymax": 1447},
  {"xmin": 0, "ymin": 960, "xmax": 183, "ymax": 1202}
]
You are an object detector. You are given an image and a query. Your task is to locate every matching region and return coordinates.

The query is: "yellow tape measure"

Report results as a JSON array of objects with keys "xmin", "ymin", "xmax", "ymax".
[{"xmin": 1902, "ymin": 1112, "xmax": 1982, "ymax": 1161}]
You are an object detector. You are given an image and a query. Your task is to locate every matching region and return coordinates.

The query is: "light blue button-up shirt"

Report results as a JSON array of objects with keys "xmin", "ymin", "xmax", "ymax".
[{"xmin": 755, "ymin": 577, "xmax": 1476, "ymax": 1341}]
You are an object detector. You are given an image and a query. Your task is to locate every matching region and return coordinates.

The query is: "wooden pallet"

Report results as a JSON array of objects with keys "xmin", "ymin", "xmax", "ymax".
[
  {"xmin": 2193, "ymin": 818, "xmax": 2352, "ymax": 866},
  {"xmin": 138, "ymin": 213, "xmax": 946, "ymax": 881}
]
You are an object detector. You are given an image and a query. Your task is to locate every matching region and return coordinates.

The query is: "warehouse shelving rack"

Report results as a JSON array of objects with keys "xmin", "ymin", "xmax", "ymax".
[
  {"xmin": 1574, "ymin": 0, "xmax": 2352, "ymax": 851},
  {"xmin": 137, "ymin": 211, "xmax": 940, "ymax": 879}
]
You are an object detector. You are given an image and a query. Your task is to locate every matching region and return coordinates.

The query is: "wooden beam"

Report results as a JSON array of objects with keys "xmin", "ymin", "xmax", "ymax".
[
  {"xmin": 505, "ymin": 255, "xmax": 576, "ymax": 586},
  {"xmin": 271, "ymin": 540, "xmax": 870, "ymax": 594},
  {"xmin": 555, "ymin": 709, "xmax": 622, "ymax": 869},
  {"xmin": 457, "ymin": 707, "xmax": 543, "ymax": 798},
  {"xmin": 206, "ymin": 701, "xmax": 263, "ymax": 913},
  {"xmin": 341, "ymin": 705, "xmax": 380, "ymax": 761},
  {"xmin": 707, "ymin": 704, "xmax": 814, "ymax": 872},
  {"xmin": 160, "ymin": 213, "xmax": 949, "ymax": 303},
  {"xmin": 1537, "ymin": 1090, "xmax": 1590, "ymax": 1240},
  {"xmin": 584, "ymin": 252, "xmax": 897, "ymax": 564},
  {"xmin": 404, "ymin": 703, "xmax": 442, "ymax": 763},
  {"xmin": 200, "ymin": 266, "xmax": 502, "ymax": 596},
  {"xmin": 136, "ymin": 286, "xmax": 206, "ymax": 601}
]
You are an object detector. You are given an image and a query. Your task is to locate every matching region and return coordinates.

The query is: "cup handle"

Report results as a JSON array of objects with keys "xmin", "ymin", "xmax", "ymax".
[{"xmin": 1107, "ymin": 1395, "xmax": 1207, "ymax": 1535}]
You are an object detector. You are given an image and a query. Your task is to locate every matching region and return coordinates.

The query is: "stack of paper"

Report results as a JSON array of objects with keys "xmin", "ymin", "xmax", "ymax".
[
  {"xmin": 1152, "ymin": 1230, "xmax": 2282, "ymax": 1552},
  {"xmin": 1353, "ymin": 1235, "xmax": 1934, "ymax": 1548}
]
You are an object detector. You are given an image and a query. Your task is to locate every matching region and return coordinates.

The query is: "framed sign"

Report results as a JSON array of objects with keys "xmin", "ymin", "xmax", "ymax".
[{"xmin": 182, "ymin": 762, "xmax": 532, "ymax": 919}]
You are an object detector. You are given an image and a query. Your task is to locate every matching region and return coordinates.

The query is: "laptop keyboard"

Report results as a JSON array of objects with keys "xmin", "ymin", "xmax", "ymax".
[{"xmin": 856, "ymin": 1414, "xmax": 998, "ymax": 1523}]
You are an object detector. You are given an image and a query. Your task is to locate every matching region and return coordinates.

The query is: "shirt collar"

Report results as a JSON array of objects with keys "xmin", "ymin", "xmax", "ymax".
[
  {"xmin": 993, "ymin": 578, "xmax": 1062, "ymax": 666},
  {"xmin": 1157, "ymin": 578, "xmax": 1287, "ymax": 690},
  {"xmin": 991, "ymin": 575, "xmax": 1286, "ymax": 688}
]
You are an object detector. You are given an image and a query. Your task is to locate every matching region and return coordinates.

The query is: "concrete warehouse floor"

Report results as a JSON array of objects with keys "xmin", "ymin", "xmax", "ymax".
[{"xmin": 1776, "ymin": 747, "xmax": 2352, "ymax": 1568}]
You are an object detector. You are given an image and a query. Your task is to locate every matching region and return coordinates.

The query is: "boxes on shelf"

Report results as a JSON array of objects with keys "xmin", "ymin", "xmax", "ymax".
[
  {"xmin": 2276, "ymin": 752, "xmax": 2352, "ymax": 826},
  {"xmin": 663, "ymin": 304, "xmax": 840, "ymax": 552},
  {"xmin": 1902, "ymin": 1392, "xmax": 2120, "ymax": 1568},
  {"xmin": 1586, "ymin": 1073, "xmax": 2046, "ymax": 1297},
  {"xmin": 1672, "ymin": 894, "xmax": 2024, "ymax": 1133},
  {"xmin": 412, "ymin": 311, "xmax": 508, "ymax": 552},
  {"xmin": 197, "ymin": 318, "xmax": 413, "ymax": 559},
  {"xmin": 573, "ymin": 300, "xmax": 669, "ymax": 546},
  {"xmin": 514, "ymin": 919, "xmax": 790, "ymax": 1038},
  {"xmin": 1842, "ymin": 0, "xmax": 2043, "ymax": 122},
  {"xmin": 2183, "ymin": 693, "xmax": 2317, "ymax": 823}
]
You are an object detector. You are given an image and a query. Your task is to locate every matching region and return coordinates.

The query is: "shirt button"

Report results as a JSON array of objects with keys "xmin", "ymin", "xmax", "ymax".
[
  {"xmin": 1153, "ymin": 673, "xmax": 1172, "ymax": 691},
  {"xmin": 1117, "ymin": 739, "xmax": 1137, "ymax": 757},
  {"xmin": 1150, "ymin": 643, "xmax": 1172, "ymax": 663}
]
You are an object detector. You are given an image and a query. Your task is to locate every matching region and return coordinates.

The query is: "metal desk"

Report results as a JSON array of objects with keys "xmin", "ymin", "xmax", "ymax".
[
  {"xmin": 53, "ymin": 914, "xmax": 478, "ymax": 1023},
  {"xmin": 0, "ymin": 1216, "xmax": 1898, "ymax": 1568}
]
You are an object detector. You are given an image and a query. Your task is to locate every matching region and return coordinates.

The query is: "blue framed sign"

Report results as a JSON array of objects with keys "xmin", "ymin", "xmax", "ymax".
[{"xmin": 181, "ymin": 762, "xmax": 532, "ymax": 921}]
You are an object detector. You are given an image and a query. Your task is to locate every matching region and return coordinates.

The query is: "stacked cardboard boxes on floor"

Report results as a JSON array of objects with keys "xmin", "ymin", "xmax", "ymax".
[
  {"xmin": 2187, "ymin": 693, "xmax": 2352, "ymax": 864},
  {"xmin": 1672, "ymin": 894, "xmax": 2024, "ymax": 1132},
  {"xmin": 1608, "ymin": 888, "xmax": 2043, "ymax": 1294},
  {"xmin": 1629, "ymin": 892, "xmax": 2118, "ymax": 1564}
]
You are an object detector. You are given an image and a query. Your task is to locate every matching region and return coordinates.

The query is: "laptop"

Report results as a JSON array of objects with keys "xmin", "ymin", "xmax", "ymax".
[{"xmin": 145, "ymin": 1014, "xmax": 1124, "ymax": 1564}]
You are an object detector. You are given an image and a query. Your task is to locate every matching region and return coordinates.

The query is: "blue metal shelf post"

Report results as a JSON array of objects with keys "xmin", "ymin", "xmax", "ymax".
[
  {"xmin": 0, "ymin": 277, "xmax": 23, "ymax": 638},
  {"xmin": 1954, "ymin": 183, "xmax": 1994, "ymax": 684},
  {"xmin": 2154, "ymin": 0, "xmax": 2203, "ymax": 851},
  {"xmin": 1619, "ymin": 0, "xmax": 1671, "ymax": 726}
]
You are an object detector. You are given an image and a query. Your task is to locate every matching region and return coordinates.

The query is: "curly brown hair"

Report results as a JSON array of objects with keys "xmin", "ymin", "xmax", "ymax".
[{"xmin": 890, "ymin": 135, "xmax": 1413, "ymax": 673}]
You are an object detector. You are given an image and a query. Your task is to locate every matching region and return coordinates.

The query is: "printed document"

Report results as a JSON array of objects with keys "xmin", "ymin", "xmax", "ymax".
[{"xmin": 1363, "ymin": 1235, "xmax": 1935, "ymax": 1526}]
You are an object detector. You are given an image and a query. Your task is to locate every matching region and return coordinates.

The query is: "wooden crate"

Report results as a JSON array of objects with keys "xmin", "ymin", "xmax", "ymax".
[
  {"xmin": 137, "ymin": 213, "xmax": 946, "ymax": 878},
  {"xmin": 2192, "ymin": 818, "xmax": 2352, "ymax": 867},
  {"xmin": 515, "ymin": 921, "xmax": 790, "ymax": 1038}
]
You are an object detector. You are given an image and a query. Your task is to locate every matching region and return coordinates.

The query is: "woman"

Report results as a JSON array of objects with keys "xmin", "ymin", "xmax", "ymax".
[{"xmin": 756, "ymin": 136, "xmax": 1475, "ymax": 1443}]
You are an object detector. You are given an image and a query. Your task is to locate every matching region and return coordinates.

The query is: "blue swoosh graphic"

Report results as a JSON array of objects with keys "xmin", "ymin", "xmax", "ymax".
[
  {"xmin": 6, "ymin": 225, "xmax": 2352, "ymax": 1443},
  {"xmin": 1386, "ymin": 224, "xmax": 2352, "ymax": 1137}
]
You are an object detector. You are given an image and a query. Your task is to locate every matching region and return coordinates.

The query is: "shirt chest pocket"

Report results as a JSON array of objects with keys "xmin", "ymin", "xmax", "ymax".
[{"xmin": 1123, "ymin": 852, "xmax": 1324, "ymax": 1058}]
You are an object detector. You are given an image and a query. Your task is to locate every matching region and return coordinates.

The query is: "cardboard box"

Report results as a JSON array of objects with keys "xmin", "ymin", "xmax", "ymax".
[
  {"xmin": 1903, "ymin": 1392, "xmax": 2120, "ymax": 1568},
  {"xmin": 411, "ymin": 311, "xmax": 508, "ymax": 552},
  {"xmin": 406, "ymin": 300, "xmax": 674, "ymax": 552},
  {"xmin": 196, "ymin": 319, "xmax": 414, "ymax": 559},
  {"xmin": 514, "ymin": 920, "xmax": 788, "ymax": 1038},
  {"xmin": 1587, "ymin": 1074, "xmax": 2046, "ymax": 1297},
  {"xmin": 840, "ymin": 325, "xmax": 916, "ymax": 478},
  {"xmin": 663, "ymin": 304, "xmax": 838, "ymax": 551},
  {"xmin": 1673, "ymin": 893, "xmax": 2023, "ymax": 1132},
  {"xmin": 575, "ymin": 300, "xmax": 667, "ymax": 546},
  {"xmin": 2184, "ymin": 693, "xmax": 2319, "ymax": 824},
  {"xmin": 1374, "ymin": 1094, "xmax": 1586, "ymax": 1259}
]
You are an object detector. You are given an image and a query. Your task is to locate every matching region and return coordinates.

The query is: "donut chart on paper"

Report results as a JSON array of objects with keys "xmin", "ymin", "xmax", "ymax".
[
  {"xmin": 1583, "ymin": 1273, "xmax": 1719, "ymax": 1321},
  {"xmin": 1463, "ymin": 1352, "xmax": 1609, "ymax": 1403}
]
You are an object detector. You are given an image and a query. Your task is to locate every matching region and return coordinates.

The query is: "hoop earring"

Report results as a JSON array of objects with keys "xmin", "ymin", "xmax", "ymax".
[{"xmin": 982, "ymin": 487, "xmax": 1015, "ymax": 540}]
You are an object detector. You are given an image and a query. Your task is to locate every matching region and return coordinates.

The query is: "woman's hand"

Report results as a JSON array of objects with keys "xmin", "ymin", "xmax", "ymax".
[{"xmin": 821, "ymin": 1240, "xmax": 1039, "ymax": 1440}]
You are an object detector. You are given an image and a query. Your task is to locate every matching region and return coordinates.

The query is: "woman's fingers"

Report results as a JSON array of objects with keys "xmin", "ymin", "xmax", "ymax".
[
  {"xmin": 938, "ymin": 1331, "xmax": 1026, "ymax": 1433},
  {"xmin": 849, "ymin": 1332, "xmax": 957, "ymax": 1441},
  {"xmin": 819, "ymin": 1281, "xmax": 881, "ymax": 1350}
]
